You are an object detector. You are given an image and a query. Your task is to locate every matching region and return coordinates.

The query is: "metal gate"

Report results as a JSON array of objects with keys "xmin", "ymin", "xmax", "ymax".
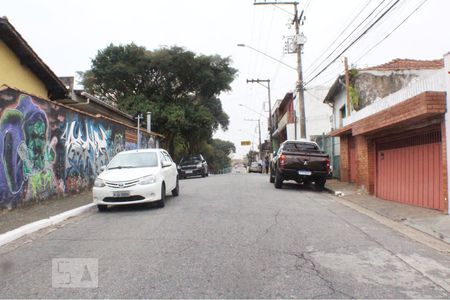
[{"xmin": 376, "ymin": 131, "xmax": 443, "ymax": 210}]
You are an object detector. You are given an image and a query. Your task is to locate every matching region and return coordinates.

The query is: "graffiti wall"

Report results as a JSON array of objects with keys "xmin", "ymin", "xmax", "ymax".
[{"xmin": 0, "ymin": 88, "xmax": 158, "ymax": 209}]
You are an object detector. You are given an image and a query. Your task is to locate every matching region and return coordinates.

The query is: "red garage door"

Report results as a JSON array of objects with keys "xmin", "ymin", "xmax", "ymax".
[{"xmin": 376, "ymin": 131, "xmax": 443, "ymax": 210}]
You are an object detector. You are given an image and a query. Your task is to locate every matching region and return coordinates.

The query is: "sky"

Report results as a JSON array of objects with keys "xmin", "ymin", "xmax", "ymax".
[{"xmin": 3, "ymin": 0, "xmax": 450, "ymax": 158}]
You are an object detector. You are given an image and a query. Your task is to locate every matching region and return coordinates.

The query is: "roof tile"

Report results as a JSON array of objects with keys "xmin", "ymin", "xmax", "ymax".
[{"xmin": 361, "ymin": 58, "xmax": 444, "ymax": 71}]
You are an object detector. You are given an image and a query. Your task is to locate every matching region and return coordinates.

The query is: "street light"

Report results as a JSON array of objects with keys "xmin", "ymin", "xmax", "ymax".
[
  {"xmin": 237, "ymin": 43, "xmax": 296, "ymax": 71},
  {"xmin": 238, "ymin": 104, "xmax": 266, "ymax": 118}
]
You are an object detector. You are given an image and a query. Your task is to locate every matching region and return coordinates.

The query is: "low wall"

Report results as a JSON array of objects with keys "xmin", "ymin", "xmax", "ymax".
[{"xmin": 0, "ymin": 87, "xmax": 160, "ymax": 209}]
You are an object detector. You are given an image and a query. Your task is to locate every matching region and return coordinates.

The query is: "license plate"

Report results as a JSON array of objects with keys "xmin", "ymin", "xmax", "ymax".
[
  {"xmin": 113, "ymin": 191, "xmax": 130, "ymax": 198},
  {"xmin": 298, "ymin": 170, "xmax": 311, "ymax": 176},
  {"xmin": 185, "ymin": 170, "xmax": 193, "ymax": 174}
]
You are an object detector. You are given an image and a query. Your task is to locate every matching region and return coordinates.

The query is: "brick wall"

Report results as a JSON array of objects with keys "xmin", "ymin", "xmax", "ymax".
[
  {"xmin": 354, "ymin": 136, "xmax": 376, "ymax": 194},
  {"xmin": 368, "ymin": 139, "xmax": 376, "ymax": 194},
  {"xmin": 352, "ymin": 91, "xmax": 445, "ymax": 136},
  {"xmin": 355, "ymin": 136, "xmax": 369, "ymax": 192},
  {"xmin": 340, "ymin": 135, "xmax": 350, "ymax": 182}
]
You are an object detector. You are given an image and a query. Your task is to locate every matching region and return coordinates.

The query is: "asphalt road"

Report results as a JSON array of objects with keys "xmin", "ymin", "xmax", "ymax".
[{"xmin": 1, "ymin": 173, "xmax": 450, "ymax": 298}]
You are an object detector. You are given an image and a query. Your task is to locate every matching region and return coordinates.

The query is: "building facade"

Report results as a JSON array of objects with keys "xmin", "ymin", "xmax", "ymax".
[{"xmin": 325, "ymin": 58, "xmax": 447, "ymax": 211}]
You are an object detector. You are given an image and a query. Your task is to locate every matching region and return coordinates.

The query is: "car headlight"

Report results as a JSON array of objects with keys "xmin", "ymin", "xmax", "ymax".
[
  {"xmin": 196, "ymin": 163, "xmax": 202, "ymax": 168},
  {"xmin": 94, "ymin": 178, "xmax": 105, "ymax": 187},
  {"xmin": 139, "ymin": 175, "xmax": 156, "ymax": 185},
  {"xmin": 177, "ymin": 165, "xmax": 181, "ymax": 169}
]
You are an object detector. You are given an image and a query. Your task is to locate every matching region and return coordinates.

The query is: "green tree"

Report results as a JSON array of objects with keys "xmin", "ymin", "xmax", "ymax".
[
  {"xmin": 202, "ymin": 139, "xmax": 236, "ymax": 173},
  {"xmin": 81, "ymin": 44, "xmax": 237, "ymax": 157}
]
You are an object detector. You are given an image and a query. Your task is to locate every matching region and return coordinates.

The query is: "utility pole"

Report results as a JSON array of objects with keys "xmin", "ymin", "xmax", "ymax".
[
  {"xmin": 343, "ymin": 57, "xmax": 351, "ymax": 117},
  {"xmin": 146, "ymin": 111, "xmax": 152, "ymax": 132},
  {"xmin": 134, "ymin": 113, "xmax": 143, "ymax": 150},
  {"xmin": 245, "ymin": 118, "xmax": 262, "ymax": 161},
  {"xmin": 246, "ymin": 79, "xmax": 272, "ymax": 151},
  {"xmin": 254, "ymin": 1, "xmax": 307, "ymax": 139}
]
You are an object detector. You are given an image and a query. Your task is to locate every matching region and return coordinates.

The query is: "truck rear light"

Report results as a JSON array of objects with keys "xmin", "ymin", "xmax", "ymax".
[
  {"xmin": 326, "ymin": 158, "xmax": 330, "ymax": 171},
  {"xmin": 279, "ymin": 154, "xmax": 286, "ymax": 168}
]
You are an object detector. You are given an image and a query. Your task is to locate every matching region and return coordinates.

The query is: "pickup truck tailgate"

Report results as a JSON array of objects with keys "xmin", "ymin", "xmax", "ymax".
[{"xmin": 283, "ymin": 151, "xmax": 328, "ymax": 171}]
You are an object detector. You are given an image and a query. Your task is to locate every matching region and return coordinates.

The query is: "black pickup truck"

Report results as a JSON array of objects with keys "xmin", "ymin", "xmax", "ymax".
[{"xmin": 269, "ymin": 140, "xmax": 330, "ymax": 190}]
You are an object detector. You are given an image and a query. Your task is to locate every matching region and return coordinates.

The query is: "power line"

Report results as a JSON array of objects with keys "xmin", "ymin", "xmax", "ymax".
[
  {"xmin": 271, "ymin": 3, "xmax": 294, "ymax": 15},
  {"xmin": 305, "ymin": 0, "xmax": 390, "ymax": 79},
  {"xmin": 355, "ymin": 0, "xmax": 429, "ymax": 63},
  {"xmin": 304, "ymin": 0, "xmax": 372, "ymax": 74},
  {"xmin": 303, "ymin": 0, "xmax": 312, "ymax": 15},
  {"xmin": 305, "ymin": 0, "xmax": 401, "ymax": 87}
]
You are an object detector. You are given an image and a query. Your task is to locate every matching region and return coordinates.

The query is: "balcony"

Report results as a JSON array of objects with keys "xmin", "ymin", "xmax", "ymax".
[{"xmin": 277, "ymin": 111, "xmax": 295, "ymax": 130}]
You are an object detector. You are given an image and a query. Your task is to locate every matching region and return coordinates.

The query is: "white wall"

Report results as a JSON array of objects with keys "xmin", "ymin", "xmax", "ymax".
[
  {"xmin": 332, "ymin": 90, "xmax": 347, "ymax": 130},
  {"xmin": 286, "ymin": 123, "xmax": 296, "ymax": 140},
  {"xmin": 293, "ymin": 85, "xmax": 333, "ymax": 139}
]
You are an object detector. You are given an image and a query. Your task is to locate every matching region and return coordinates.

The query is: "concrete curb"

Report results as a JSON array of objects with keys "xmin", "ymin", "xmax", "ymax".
[
  {"xmin": 325, "ymin": 186, "xmax": 450, "ymax": 253},
  {"xmin": 0, "ymin": 203, "xmax": 95, "ymax": 248}
]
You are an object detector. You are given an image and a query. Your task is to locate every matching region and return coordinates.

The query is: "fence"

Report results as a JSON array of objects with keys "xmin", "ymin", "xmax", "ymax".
[{"xmin": 311, "ymin": 135, "xmax": 340, "ymax": 179}]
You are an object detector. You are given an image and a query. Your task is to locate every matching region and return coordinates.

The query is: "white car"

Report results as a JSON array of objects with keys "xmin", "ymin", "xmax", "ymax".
[{"xmin": 93, "ymin": 149, "xmax": 179, "ymax": 211}]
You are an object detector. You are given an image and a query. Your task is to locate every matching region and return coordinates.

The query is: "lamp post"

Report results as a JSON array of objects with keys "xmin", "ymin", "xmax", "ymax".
[
  {"xmin": 237, "ymin": 43, "xmax": 297, "ymax": 147},
  {"xmin": 237, "ymin": 44, "xmax": 296, "ymax": 71},
  {"xmin": 238, "ymin": 103, "xmax": 266, "ymax": 118}
]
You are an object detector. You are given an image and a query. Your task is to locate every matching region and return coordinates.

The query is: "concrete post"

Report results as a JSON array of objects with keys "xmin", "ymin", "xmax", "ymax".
[
  {"xmin": 146, "ymin": 112, "xmax": 151, "ymax": 132},
  {"xmin": 444, "ymin": 52, "xmax": 450, "ymax": 214}
]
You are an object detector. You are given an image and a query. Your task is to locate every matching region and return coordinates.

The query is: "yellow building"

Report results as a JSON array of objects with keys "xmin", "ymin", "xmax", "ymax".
[{"xmin": 0, "ymin": 17, "xmax": 67, "ymax": 100}]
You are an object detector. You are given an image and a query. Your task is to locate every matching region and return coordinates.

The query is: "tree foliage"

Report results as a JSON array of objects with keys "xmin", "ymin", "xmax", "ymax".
[
  {"xmin": 81, "ymin": 44, "xmax": 237, "ymax": 159},
  {"xmin": 246, "ymin": 150, "xmax": 259, "ymax": 165},
  {"xmin": 202, "ymin": 139, "xmax": 236, "ymax": 173}
]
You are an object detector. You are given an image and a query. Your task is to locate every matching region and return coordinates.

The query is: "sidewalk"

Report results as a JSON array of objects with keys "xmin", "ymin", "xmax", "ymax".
[
  {"xmin": 0, "ymin": 190, "xmax": 92, "ymax": 235},
  {"xmin": 325, "ymin": 179, "xmax": 450, "ymax": 245}
]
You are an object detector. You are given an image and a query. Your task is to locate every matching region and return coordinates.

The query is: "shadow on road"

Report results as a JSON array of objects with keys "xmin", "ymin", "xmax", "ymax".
[
  {"xmin": 98, "ymin": 196, "xmax": 175, "ymax": 213},
  {"xmin": 179, "ymin": 176, "xmax": 205, "ymax": 180}
]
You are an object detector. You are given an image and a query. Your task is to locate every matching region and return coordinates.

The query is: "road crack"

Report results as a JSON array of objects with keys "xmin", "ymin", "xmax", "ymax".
[
  {"xmin": 290, "ymin": 252, "xmax": 354, "ymax": 299},
  {"xmin": 252, "ymin": 210, "xmax": 280, "ymax": 244}
]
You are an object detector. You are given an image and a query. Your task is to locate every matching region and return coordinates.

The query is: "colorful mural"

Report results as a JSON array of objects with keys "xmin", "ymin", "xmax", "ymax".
[
  {"xmin": 61, "ymin": 117, "xmax": 125, "ymax": 192},
  {"xmin": 0, "ymin": 88, "xmax": 156, "ymax": 209}
]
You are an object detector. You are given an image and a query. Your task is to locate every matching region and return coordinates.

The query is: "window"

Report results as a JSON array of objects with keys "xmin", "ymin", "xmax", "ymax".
[
  {"xmin": 162, "ymin": 151, "xmax": 173, "ymax": 162},
  {"xmin": 283, "ymin": 142, "xmax": 320, "ymax": 152},
  {"xmin": 339, "ymin": 105, "xmax": 346, "ymax": 128},
  {"xmin": 107, "ymin": 152, "xmax": 158, "ymax": 169},
  {"xmin": 158, "ymin": 151, "xmax": 167, "ymax": 166}
]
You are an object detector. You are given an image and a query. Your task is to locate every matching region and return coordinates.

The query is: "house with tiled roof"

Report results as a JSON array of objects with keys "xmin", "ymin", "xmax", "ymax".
[{"xmin": 323, "ymin": 56, "xmax": 448, "ymax": 212}]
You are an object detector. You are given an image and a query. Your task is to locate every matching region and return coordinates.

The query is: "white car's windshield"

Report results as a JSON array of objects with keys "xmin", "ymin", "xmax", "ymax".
[{"xmin": 108, "ymin": 152, "xmax": 158, "ymax": 169}]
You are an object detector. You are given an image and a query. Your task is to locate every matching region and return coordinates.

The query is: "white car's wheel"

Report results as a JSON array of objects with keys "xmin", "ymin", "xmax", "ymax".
[
  {"xmin": 172, "ymin": 178, "xmax": 179, "ymax": 196},
  {"xmin": 158, "ymin": 183, "xmax": 166, "ymax": 208}
]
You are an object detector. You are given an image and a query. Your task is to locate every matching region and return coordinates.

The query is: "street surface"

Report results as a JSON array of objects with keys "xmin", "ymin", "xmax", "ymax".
[{"xmin": 1, "ymin": 173, "xmax": 450, "ymax": 298}]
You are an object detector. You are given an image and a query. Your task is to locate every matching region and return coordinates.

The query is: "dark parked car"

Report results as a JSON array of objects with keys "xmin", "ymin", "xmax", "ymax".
[
  {"xmin": 178, "ymin": 154, "xmax": 208, "ymax": 178},
  {"xmin": 270, "ymin": 140, "xmax": 330, "ymax": 190}
]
